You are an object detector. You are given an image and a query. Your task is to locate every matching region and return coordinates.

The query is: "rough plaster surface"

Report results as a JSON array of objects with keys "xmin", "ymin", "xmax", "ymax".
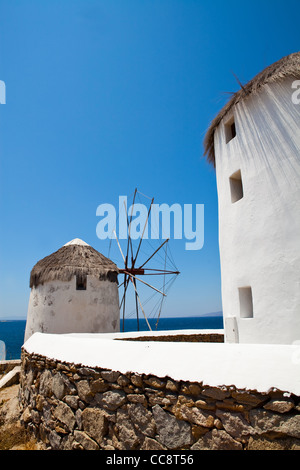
[{"xmin": 25, "ymin": 276, "xmax": 120, "ymax": 341}]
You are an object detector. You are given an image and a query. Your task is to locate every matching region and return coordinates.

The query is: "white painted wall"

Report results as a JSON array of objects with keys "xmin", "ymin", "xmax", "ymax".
[
  {"xmin": 24, "ymin": 276, "xmax": 120, "ymax": 342},
  {"xmin": 214, "ymin": 77, "xmax": 300, "ymax": 344}
]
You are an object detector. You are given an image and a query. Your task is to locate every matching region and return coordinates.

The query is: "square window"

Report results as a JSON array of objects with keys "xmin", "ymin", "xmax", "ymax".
[
  {"xmin": 229, "ymin": 170, "xmax": 243, "ymax": 203},
  {"xmin": 239, "ymin": 287, "xmax": 253, "ymax": 318}
]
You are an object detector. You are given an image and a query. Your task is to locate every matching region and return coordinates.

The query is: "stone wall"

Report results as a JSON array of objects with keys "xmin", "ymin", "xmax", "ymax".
[{"xmin": 19, "ymin": 350, "xmax": 300, "ymax": 450}]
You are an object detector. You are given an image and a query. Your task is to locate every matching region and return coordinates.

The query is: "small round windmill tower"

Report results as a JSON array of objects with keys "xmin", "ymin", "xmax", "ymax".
[
  {"xmin": 24, "ymin": 238, "xmax": 120, "ymax": 341},
  {"xmin": 204, "ymin": 52, "xmax": 300, "ymax": 345}
]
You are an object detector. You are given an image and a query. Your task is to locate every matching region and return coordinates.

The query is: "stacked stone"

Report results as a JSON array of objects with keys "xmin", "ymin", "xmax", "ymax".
[{"xmin": 19, "ymin": 350, "xmax": 300, "ymax": 450}]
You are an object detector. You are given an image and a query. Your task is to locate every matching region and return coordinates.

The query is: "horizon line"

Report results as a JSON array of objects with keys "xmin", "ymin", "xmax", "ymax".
[{"xmin": 0, "ymin": 311, "xmax": 223, "ymax": 322}]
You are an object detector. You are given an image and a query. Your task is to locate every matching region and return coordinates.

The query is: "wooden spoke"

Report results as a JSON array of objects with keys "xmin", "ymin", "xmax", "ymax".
[
  {"xmin": 139, "ymin": 238, "xmax": 169, "ymax": 269},
  {"xmin": 113, "ymin": 230, "xmax": 126, "ymax": 265},
  {"xmin": 124, "ymin": 271, "xmax": 166, "ymax": 296},
  {"xmin": 155, "ymin": 239, "xmax": 168, "ymax": 329},
  {"xmin": 133, "ymin": 277, "xmax": 140, "ymax": 331},
  {"xmin": 125, "ymin": 188, "xmax": 137, "ymax": 266},
  {"xmin": 133, "ymin": 197, "xmax": 154, "ymax": 266},
  {"xmin": 141, "ymin": 268, "xmax": 180, "ymax": 275},
  {"xmin": 121, "ymin": 274, "xmax": 130, "ymax": 332},
  {"xmin": 129, "ymin": 277, "xmax": 152, "ymax": 331}
]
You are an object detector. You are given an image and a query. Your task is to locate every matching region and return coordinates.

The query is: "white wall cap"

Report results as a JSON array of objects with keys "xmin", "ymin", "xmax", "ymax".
[{"xmin": 64, "ymin": 238, "xmax": 90, "ymax": 247}]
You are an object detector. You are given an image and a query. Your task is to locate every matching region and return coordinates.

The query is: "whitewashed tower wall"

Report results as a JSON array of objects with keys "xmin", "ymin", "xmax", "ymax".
[{"xmin": 214, "ymin": 77, "xmax": 300, "ymax": 344}]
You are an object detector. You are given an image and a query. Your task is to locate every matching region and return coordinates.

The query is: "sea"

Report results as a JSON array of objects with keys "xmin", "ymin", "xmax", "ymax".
[{"xmin": 0, "ymin": 315, "xmax": 223, "ymax": 361}]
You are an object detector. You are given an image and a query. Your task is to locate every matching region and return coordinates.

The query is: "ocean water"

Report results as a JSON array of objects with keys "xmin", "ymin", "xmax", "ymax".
[{"xmin": 0, "ymin": 315, "xmax": 223, "ymax": 360}]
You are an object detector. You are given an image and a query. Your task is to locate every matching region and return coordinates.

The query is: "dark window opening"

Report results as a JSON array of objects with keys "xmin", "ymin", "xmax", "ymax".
[
  {"xmin": 230, "ymin": 122, "xmax": 236, "ymax": 139},
  {"xmin": 76, "ymin": 274, "xmax": 87, "ymax": 290},
  {"xmin": 229, "ymin": 169, "xmax": 244, "ymax": 203},
  {"xmin": 225, "ymin": 116, "xmax": 237, "ymax": 143},
  {"xmin": 239, "ymin": 287, "xmax": 253, "ymax": 318}
]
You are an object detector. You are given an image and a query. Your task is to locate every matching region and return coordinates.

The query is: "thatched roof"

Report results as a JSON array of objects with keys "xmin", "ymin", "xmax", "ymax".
[
  {"xmin": 204, "ymin": 51, "xmax": 300, "ymax": 166},
  {"xmin": 30, "ymin": 239, "xmax": 119, "ymax": 288}
]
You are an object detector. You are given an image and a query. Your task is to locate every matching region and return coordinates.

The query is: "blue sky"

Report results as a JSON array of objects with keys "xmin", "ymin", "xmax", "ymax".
[{"xmin": 0, "ymin": 0, "xmax": 299, "ymax": 319}]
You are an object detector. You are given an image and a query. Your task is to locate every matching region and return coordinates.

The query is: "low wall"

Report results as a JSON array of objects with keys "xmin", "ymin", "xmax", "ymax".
[
  {"xmin": 0, "ymin": 360, "xmax": 21, "ymax": 377},
  {"xmin": 116, "ymin": 333, "xmax": 224, "ymax": 343},
  {"xmin": 19, "ymin": 349, "xmax": 300, "ymax": 450}
]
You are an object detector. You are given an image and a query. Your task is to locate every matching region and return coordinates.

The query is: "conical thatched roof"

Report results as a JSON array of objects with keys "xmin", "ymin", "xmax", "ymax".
[
  {"xmin": 204, "ymin": 51, "xmax": 300, "ymax": 166},
  {"xmin": 30, "ymin": 239, "xmax": 119, "ymax": 288}
]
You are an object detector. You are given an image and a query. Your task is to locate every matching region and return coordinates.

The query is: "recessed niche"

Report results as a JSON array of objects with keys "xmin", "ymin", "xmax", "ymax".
[
  {"xmin": 239, "ymin": 287, "xmax": 253, "ymax": 318},
  {"xmin": 225, "ymin": 116, "xmax": 236, "ymax": 143},
  {"xmin": 229, "ymin": 170, "xmax": 243, "ymax": 203},
  {"xmin": 76, "ymin": 274, "xmax": 87, "ymax": 291}
]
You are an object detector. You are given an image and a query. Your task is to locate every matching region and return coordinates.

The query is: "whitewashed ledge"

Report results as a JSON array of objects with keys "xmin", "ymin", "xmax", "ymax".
[{"xmin": 23, "ymin": 330, "xmax": 300, "ymax": 395}]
